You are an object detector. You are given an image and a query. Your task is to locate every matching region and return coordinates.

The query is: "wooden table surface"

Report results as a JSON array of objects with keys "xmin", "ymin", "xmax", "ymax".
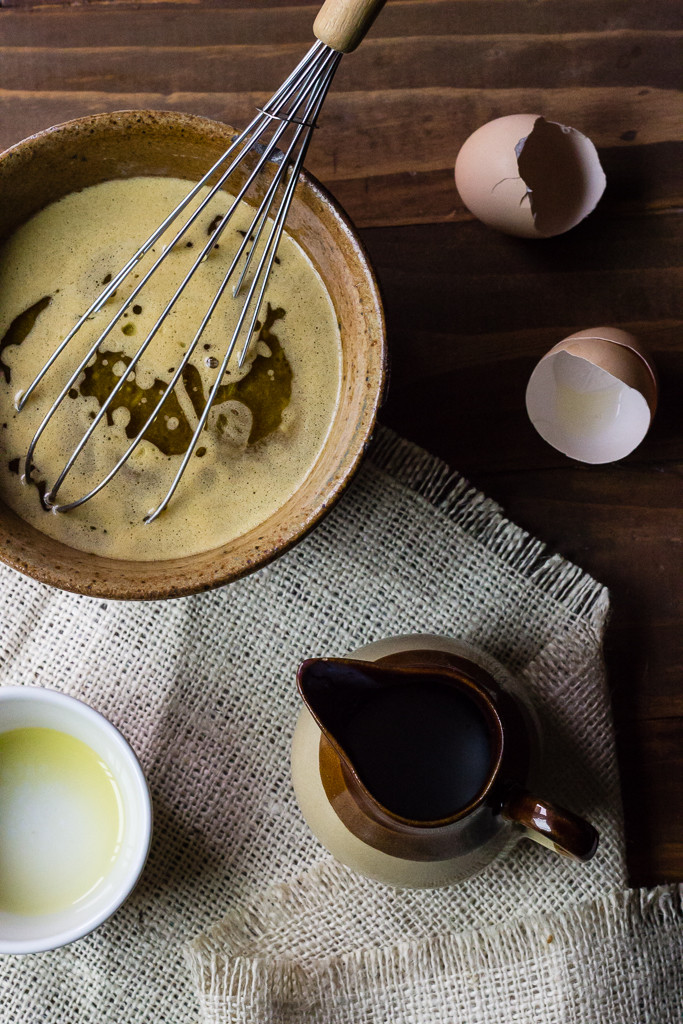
[{"xmin": 0, "ymin": 0, "xmax": 680, "ymax": 887}]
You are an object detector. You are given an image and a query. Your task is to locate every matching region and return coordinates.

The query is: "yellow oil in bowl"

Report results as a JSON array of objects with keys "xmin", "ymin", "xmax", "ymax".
[{"xmin": 0, "ymin": 727, "xmax": 124, "ymax": 915}]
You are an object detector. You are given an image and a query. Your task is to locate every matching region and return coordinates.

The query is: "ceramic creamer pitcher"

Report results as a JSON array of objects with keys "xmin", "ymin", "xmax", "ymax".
[{"xmin": 291, "ymin": 634, "xmax": 598, "ymax": 887}]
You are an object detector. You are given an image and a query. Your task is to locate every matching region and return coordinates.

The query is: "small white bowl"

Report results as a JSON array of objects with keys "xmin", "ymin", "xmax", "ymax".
[{"xmin": 0, "ymin": 687, "xmax": 152, "ymax": 954}]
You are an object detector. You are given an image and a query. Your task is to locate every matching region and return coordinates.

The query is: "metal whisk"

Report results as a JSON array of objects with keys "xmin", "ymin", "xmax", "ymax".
[{"xmin": 17, "ymin": 0, "xmax": 386, "ymax": 523}]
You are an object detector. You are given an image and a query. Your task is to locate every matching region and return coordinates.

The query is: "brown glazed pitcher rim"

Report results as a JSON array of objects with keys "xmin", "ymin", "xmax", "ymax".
[{"xmin": 297, "ymin": 656, "xmax": 506, "ymax": 829}]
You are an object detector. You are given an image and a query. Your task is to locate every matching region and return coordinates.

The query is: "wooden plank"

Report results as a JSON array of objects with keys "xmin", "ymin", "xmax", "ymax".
[
  {"xmin": 0, "ymin": 2, "xmax": 320, "ymax": 45},
  {"xmin": 618, "ymin": 718, "xmax": 683, "ymax": 885},
  {"xmin": 1, "ymin": 1, "xmax": 680, "ymax": 42},
  {"xmin": 0, "ymin": 33, "xmax": 679, "ymax": 94},
  {"xmin": 608, "ymin": 623, "xmax": 683, "ymax": 721},
  {"xmin": 467, "ymin": 471, "xmax": 682, "ymax": 652},
  {"xmin": 310, "ymin": 137, "xmax": 683, "ymax": 227},
  {"xmin": 360, "ymin": 212, "xmax": 682, "ymax": 374},
  {"xmin": 0, "ymin": 89, "xmax": 679, "ymax": 231},
  {"xmin": 379, "ymin": 322, "xmax": 681, "ymax": 414},
  {"xmin": 0, "ymin": 85, "xmax": 676, "ymax": 167}
]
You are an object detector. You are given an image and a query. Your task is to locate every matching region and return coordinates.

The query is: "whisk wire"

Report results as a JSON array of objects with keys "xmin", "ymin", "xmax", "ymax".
[
  {"xmin": 18, "ymin": 39, "xmax": 329, "ymax": 422},
  {"xmin": 147, "ymin": 48, "xmax": 342, "ymax": 521},
  {"xmin": 23, "ymin": 93, "xmax": 312, "ymax": 492},
  {"xmin": 227, "ymin": 46, "xmax": 341, "ymax": 301},
  {"xmin": 37, "ymin": 90, "xmax": 310, "ymax": 505},
  {"xmin": 31, "ymin": 40, "xmax": 342, "ymax": 516}
]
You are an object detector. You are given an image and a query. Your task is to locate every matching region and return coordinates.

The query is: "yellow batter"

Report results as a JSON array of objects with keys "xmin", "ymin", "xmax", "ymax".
[{"xmin": 0, "ymin": 177, "xmax": 341, "ymax": 560}]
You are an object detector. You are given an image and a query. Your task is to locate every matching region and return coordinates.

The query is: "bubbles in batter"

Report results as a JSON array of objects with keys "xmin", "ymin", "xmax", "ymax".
[{"xmin": 0, "ymin": 177, "xmax": 342, "ymax": 560}]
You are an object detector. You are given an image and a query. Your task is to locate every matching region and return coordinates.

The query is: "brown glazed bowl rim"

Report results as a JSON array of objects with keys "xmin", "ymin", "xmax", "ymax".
[{"xmin": 0, "ymin": 109, "xmax": 387, "ymax": 599}]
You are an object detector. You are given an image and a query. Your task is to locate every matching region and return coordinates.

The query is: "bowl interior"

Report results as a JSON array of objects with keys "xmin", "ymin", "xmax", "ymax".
[
  {"xmin": 0, "ymin": 110, "xmax": 385, "ymax": 598},
  {"xmin": 0, "ymin": 688, "xmax": 151, "ymax": 954}
]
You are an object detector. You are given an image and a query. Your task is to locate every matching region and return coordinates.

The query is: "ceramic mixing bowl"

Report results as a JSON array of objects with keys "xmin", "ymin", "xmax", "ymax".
[{"xmin": 0, "ymin": 110, "xmax": 386, "ymax": 599}]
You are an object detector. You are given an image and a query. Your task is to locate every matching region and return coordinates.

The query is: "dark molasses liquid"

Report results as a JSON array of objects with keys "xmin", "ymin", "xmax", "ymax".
[{"xmin": 338, "ymin": 679, "xmax": 494, "ymax": 821}]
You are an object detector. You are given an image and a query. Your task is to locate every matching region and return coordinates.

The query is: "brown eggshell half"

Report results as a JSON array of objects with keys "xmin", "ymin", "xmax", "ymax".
[
  {"xmin": 525, "ymin": 327, "xmax": 657, "ymax": 464},
  {"xmin": 454, "ymin": 114, "xmax": 606, "ymax": 239},
  {"xmin": 551, "ymin": 327, "xmax": 657, "ymax": 414}
]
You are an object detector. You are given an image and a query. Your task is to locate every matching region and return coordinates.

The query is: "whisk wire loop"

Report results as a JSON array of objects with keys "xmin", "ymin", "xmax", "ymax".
[
  {"xmin": 37, "ymin": 90, "xmax": 307, "ymax": 507},
  {"xmin": 28, "ymin": 39, "xmax": 342, "ymax": 517},
  {"xmin": 19, "ymin": 40, "xmax": 329, "ymax": 416},
  {"xmin": 147, "ymin": 48, "xmax": 342, "ymax": 522},
  {"xmin": 48, "ymin": 48, "xmax": 341, "ymax": 517}
]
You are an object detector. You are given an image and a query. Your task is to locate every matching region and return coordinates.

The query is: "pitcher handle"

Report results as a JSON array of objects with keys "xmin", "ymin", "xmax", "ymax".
[{"xmin": 502, "ymin": 785, "xmax": 599, "ymax": 861}]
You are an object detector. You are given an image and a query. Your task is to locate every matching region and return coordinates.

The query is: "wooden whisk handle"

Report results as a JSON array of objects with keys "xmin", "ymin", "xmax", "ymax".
[{"xmin": 314, "ymin": 0, "xmax": 387, "ymax": 53}]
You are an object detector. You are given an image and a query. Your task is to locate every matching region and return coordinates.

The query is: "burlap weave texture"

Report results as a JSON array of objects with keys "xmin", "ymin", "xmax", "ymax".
[
  {"xmin": 0, "ymin": 426, "xmax": 678, "ymax": 1023},
  {"xmin": 188, "ymin": 882, "xmax": 683, "ymax": 1024}
]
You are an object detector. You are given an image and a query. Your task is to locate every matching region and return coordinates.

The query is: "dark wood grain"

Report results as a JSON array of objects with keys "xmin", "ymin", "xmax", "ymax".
[
  {"xmin": 0, "ymin": 2, "xmax": 681, "ymax": 228},
  {"xmin": 0, "ymin": 0, "xmax": 681, "ymax": 888},
  {"xmin": 1, "ymin": 35, "xmax": 680, "ymax": 93}
]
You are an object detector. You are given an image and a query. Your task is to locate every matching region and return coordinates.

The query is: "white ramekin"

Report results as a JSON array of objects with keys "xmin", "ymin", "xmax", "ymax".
[{"xmin": 0, "ymin": 687, "xmax": 152, "ymax": 954}]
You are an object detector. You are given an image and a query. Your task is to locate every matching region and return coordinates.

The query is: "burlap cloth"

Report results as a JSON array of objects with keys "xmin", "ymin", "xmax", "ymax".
[{"xmin": 0, "ymin": 426, "xmax": 680, "ymax": 1023}]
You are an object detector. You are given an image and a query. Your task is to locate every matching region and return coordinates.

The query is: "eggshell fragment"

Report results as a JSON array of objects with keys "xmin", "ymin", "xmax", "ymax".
[
  {"xmin": 525, "ymin": 328, "xmax": 657, "ymax": 463},
  {"xmin": 454, "ymin": 114, "xmax": 606, "ymax": 238}
]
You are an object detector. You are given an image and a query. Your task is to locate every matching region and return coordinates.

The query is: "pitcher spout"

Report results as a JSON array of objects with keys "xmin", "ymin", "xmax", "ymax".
[{"xmin": 296, "ymin": 656, "xmax": 504, "ymax": 828}]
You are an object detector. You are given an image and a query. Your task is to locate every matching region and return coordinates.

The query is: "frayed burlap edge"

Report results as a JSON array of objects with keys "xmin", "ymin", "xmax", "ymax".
[
  {"xmin": 368, "ymin": 427, "xmax": 609, "ymax": 635},
  {"xmin": 186, "ymin": 883, "xmax": 683, "ymax": 1024}
]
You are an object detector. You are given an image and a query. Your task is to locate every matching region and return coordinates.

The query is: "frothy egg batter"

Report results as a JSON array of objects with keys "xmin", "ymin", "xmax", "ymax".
[{"xmin": 0, "ymin": 177, "xmax": 342, "ymax": 560}]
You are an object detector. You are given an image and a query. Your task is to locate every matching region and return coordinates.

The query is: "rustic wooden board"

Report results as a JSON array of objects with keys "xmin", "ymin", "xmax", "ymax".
[
  {"xmin": 0, "ymin": 1, "xmax": 681, "ymax": 227},
  {"xmin": 366, "ymin": 208, "xmax": 683, "ymax": 887},
  {"xmin": 0, "ymin": 0, "xmax": 681, "ymax": 889}
]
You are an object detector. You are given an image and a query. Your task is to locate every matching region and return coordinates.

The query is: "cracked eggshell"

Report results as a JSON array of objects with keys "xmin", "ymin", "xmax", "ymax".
[
  {"xmin": 525, "ymin": 327, "xmax": 657, "ymax": 464},
  {"xmin": 454, "ymin": 114, "xmax": 606, "ymax": 238}
]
